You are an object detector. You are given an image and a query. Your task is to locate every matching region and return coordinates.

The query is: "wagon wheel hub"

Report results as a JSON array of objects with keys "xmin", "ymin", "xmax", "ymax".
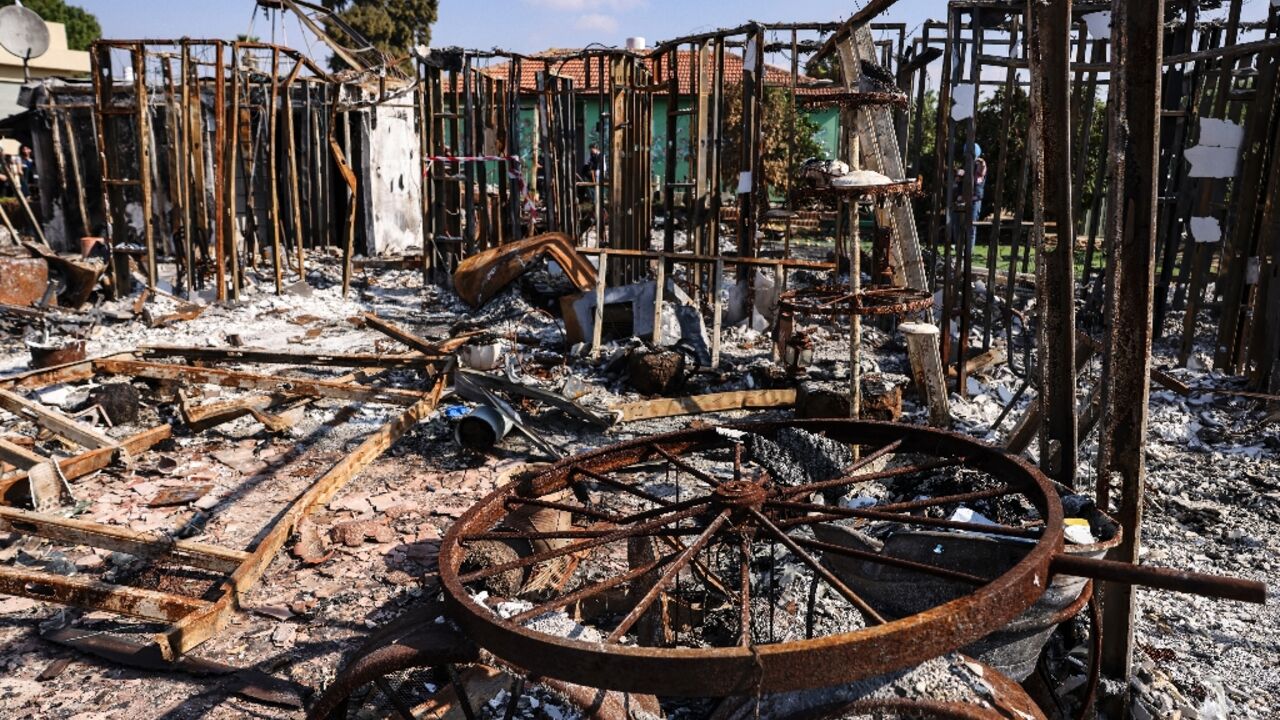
[{"xmin": 713, "ymin": 479, "xmax": 769, "ymax": 510}]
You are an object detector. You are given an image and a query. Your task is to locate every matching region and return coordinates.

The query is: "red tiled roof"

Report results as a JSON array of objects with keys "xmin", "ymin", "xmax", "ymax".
[{"xmin": 482, "ymin": 49, "xmax": 838, "ymax": 96}]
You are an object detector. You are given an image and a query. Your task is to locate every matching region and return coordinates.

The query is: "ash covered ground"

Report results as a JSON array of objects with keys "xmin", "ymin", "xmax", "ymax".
[{"xmin": 0, "ymin": 261, "xmax": 1275, "ymax": 719}]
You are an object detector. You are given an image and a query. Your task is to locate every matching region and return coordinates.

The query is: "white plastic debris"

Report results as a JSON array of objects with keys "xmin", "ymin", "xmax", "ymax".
[{"xmin": 950, "ymin": 507, "xmax": 997, "ymax": 526}]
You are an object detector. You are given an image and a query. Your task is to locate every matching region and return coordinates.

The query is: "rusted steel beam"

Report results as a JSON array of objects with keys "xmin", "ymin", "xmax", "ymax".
[
  {"xmin": 213, "ymin": 42, "xmax": 227, "ymax": 301},
  {"xmin": 1164, "ymin": 36, "xmax": 1280, "ymax": 65},
  {"xmin": 0, "ymin": 565, "xmax": 211, "ymax": 622},
  {"xmin": 93, "ymin": 358, "xmax": 427, "ymax": 406},
  {"xmin": 0, "ymin": 352, "xmax": 126, "ymax": 390},
  {"xmin": 811, "ymin": 0, "xmax": 905, "ymax": 63},
  {"xmin": 1097, "ymin": 0, "xmax": 1165, "ymax": 697},
  {"xmin": 0, "ymin": 507, "xmax": 247, "ymax": 574},
  {"xmin": 1052, "ymin": 555, "xmax": 1263, "ymax": 604},
  {"xmin": 0, "ymin": 388, "xmax": 119, "ymax": 450},
  {"xmin": 140, "ymin": 345, "xmax": 432, "ymax": 367},
  {"xmin": 1027, "ymin": 0, "xmax": 1079, "ymax": 488},
  {"xmin": 131, "ymin": 45, "xmax": 158, "ymax": 288}
]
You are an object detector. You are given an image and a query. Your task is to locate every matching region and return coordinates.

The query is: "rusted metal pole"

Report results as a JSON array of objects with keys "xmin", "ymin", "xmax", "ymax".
[
  {"xmin": 268, "ymin": 47, "xmax": 283, "ymax": 294},
  {"xmin": 1027, "ymin": 0, "xmax": 1078, "ymax": 488},
  {"xmin": 956, "ymin": 11, "xmax": 983, "ymax": 397},
  {"xmin": 1097, "ymin": 0, "xmax": 1164, "ymax": 705},
  {"xmin": 736, "ymin": 25, "xmax": 764, "ymax": 322},
  {"xmin": 212, "ymin": 43, "xmax": 226, "ymax": 301}
]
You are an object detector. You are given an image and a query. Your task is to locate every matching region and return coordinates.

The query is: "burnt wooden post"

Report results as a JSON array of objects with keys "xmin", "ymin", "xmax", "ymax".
[
  {"xmin": 1027, "ymin": 0, "xmax": 1078, "ymax": 489},
  {"xmin": 736, "ymin": 24, "xmax": 764, "ymax": 322},
  {"xmin": 1097, "ymin": 0, "xmax": 1165, "ymax": 705}
]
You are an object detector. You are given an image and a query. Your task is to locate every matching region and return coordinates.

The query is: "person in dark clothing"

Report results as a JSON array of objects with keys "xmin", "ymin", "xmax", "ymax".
[
  {"xmin": 19, "ymin": 145, "xmax": 36, "ymax": 199},
  {"xmin": 951, "ymin": 144, "xmax": 986, "ymax": 256},
  {"xmin": 582, "ymin": 142, "xmax": 604, "ymax": 182}
]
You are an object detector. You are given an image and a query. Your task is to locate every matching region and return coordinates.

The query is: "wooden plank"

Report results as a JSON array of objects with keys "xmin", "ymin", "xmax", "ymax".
[
  {"xmin": 140, "ymin": 345, "xmax": 434, "ymax": 367},
  {"xmin": 93, "ymin": 359, "xmax": 427, "ymax": 407},
  {"xmin": 0, "ymin": 388, "xmax": 119, "ymax": 450},
  {"xmin": 946, "ymin": 346, "xmax": 1008, "ymax": 379},
  {"xmin": 154, "ymin": 394, "xmax": 439, "ymax": 659},
  {"xmin": 0, "ymin": 565, "xmax": 210, "ymax": 622},
  {"xmin": 610, "ymin": 389, "xmax": 796, "ymax": 422},
  {"xmin": 900, "ymin": 323, "xmax": 951, "ymax": 428},
  {"xmin": 591, "ymin": 250, "xmax": 608, "ymax": 357},
  {"xmin": 0, "ymin": 507, "xmax": 247, "ymax": 574}
]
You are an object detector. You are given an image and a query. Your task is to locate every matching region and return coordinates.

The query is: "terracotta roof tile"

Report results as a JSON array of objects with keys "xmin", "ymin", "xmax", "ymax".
[{"xmin": 482, "ymin": 49, "xmax": 838, "ymax": 96}]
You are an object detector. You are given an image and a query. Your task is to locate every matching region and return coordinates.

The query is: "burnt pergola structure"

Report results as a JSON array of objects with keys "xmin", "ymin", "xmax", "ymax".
[{"xmin": 1, "ymin": 0, "xmax": 1277, "ymax": 716}]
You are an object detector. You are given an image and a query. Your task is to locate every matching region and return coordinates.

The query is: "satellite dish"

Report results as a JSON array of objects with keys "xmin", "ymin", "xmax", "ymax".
[{"xmin": 0, "ymin": 5, "xmax": 52, "ymax": 61}]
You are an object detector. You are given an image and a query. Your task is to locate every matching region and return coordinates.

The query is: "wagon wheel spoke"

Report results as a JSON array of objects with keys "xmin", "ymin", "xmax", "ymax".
[
  {"xmin": 461, "ymin": 526, "xmax": 709, "ymax": 542},
  {"xmin": 371, "ymin": 675, "xmax": 418, "ymax": 720},
  {"xmin": 607, "ymin": 510, "xmax": 732, "ymax": 642},
  {"xmin": 739, "ymin": 536, "xmax": 753, "ymax": 646},
  {"xmin": 789, "ymin": 534, "xmax": 989, "ymax": 585},
  {"xmin": 874, "ymin": 484, "xmax": 1016, "ymax": 513},
  {"xmin": 651, "ymin": 443, "xmax": 724, "ymax": 488},
  {"xmin": 569, "ymin": 464, "xmax": 673, "ymax": 507},
  {"xmin": 778, "ymin": 456, "xmax": 960, "ymax": 500},
  {"xmin": 766, "ymin": 499, "xmax": 1041, "ymax": 538},
  {"xmin": 614, "ymin": 493, "xmax": 716, "ymax": 525},
  {"xmin": 659, "ymin": 534, "xmax": 734, "ymax": 597},
  {"xmin": 504, "ymin": 495, "xmax": 623, "ymax": 522},
  {"xmin": 458, "ymin": 502, "xmax": 711, "ymax": 583},
  {"xmin": 502, "ymin": 676, "xmax": 525, "ymax": 720},
  {"xmin": 445, "ymin": 663, "xmax": 478, "ymax": 720},
  {"xmin": 509, "ymin": 552, "xmax": 677, "ymax": 624},
  {"xmin": 748, "ymin": 507, "xmax": 887, "ymax": 625}
]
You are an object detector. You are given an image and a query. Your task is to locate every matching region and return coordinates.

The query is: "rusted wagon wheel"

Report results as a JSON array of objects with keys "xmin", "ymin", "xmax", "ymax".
[{"xmin": 439, "ymin": 420, "xmax": 1064, "ymax": 697}]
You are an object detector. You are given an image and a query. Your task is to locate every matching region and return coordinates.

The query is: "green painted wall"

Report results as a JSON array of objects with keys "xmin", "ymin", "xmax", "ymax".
[{"xmin": 514, "ymin": 97, "xmax": 839, "ymax": 190}]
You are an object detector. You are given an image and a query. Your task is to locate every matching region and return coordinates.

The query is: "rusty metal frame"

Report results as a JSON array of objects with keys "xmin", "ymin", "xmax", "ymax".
[{"xmin": 0, "ymin": 350, "xmax": 443, "ymax": 661}]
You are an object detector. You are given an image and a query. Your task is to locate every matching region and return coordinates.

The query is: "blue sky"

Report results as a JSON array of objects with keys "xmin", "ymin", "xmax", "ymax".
[
  {"xmin": 75, "ymin": 0, "xmax": 1271, "ymax": 61},
  {"xmin": 71, "ymin": 1, "xmax": 963, "ymax": 53}
]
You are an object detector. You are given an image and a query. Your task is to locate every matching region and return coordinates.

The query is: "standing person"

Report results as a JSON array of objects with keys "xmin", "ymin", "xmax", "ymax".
[
  {"xmin": 19, "ymin": 145, "xmax": 36, "ymax": 200},
  {"xmin": 582, "ymin": 142, "xmax": 605, "ymax": 184},
  {"xmin": 969, "ymin": 148, "xmax": 987, "ymax": 254},
  {"xmin": 952, "ymin": 144, "xmax": 986, "ymax": 256},
  {"xmin": 581, "ymin": 142, "xmax": 607, "ymax": 238}
]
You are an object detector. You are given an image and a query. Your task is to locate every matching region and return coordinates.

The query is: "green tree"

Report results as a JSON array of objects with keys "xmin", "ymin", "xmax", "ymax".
[
  {"xmin": 0, "ymin": 0, "xmax": 100, "ymax": 52},
  {"xmin": 721, "ymin": 85, "xmax": 825, "ymax": 198},
  {"xmin": 321, "ymin": 0, "xmax": 438, "ymax": 72}
]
